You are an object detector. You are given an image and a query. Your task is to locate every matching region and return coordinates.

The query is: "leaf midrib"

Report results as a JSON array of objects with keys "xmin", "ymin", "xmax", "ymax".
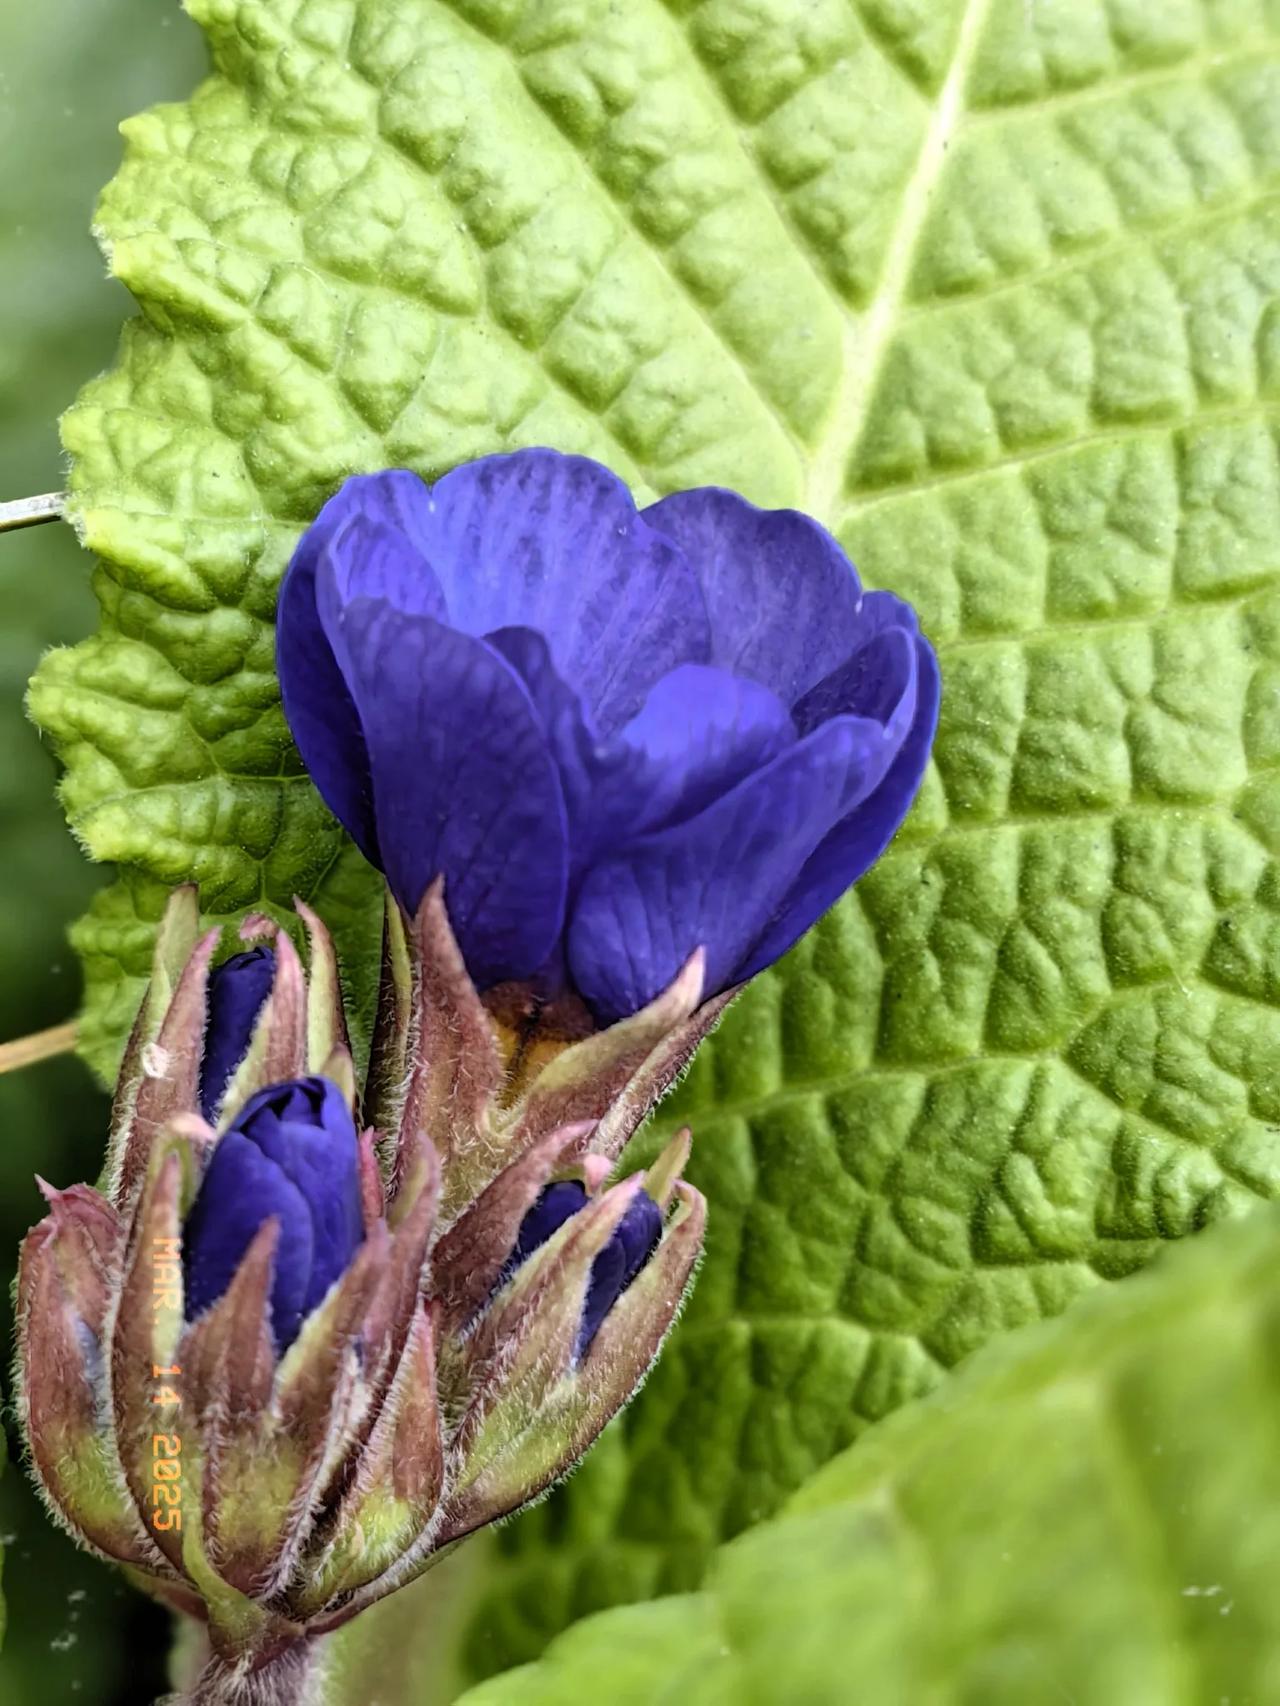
[{"xmin": 804, "ymin": 0, "xmax": 997, "ymax": 524}]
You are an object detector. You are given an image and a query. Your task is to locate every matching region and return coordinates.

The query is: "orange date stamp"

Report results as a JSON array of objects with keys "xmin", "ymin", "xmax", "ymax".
[{"xmin": 150, "ymin": 1234, "xmax": 183, "ymax": 1533}]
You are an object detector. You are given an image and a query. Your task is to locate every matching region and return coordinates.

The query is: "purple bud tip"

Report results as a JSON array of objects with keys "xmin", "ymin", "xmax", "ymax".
[
  {"xmin": 509, "ymin": 1180, "xmax": 588, "ymax": 1268},
  {"xmin": 183, "ymin": 1076, "xmax": 363, "ymax": 1350},
  {"xmin": 511, "ymin": 1181, "xmax": 663, "ymax": 1356},
  {"xmin": 199, "ymin": 945, "xmax": 276, "ymax": 1122},
  {"xmin": 579, "ymin": 1192, "xmax": 663, "ymax": 1354}
]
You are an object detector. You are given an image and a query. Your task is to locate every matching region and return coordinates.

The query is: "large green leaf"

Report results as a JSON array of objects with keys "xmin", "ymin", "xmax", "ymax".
[
  {"xmin": 453, "ymin": 1203, "xmax": 1280, "ymax": 1706},
  {"xmin": 25, "ymin": 0, "xmax": 1280, "ymax": 1686}
]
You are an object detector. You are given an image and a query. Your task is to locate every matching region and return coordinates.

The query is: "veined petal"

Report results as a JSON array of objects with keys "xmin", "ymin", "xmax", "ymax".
[
  {"xmin": 319, "ymin": 504, "xmax": 447, "ymax": 620},
  {"xmin": 736, "ymin": 633, "xmax": 941, "ymax": 982},
  {"xmin": 790, "ymin": 627, "xmax": 920, "ymax": 812},
  {"xmin": 280, "ymin": 497, "xmax": 450, "ymax": 868},
  {"xmin": 568, "ymin": 714, "xmax": 909, "ymax": 1022},
  {"xmin": 791, "ymin": 624, "xmax": 921, "ymax": 736},
  {"xmin": 642, "ymin": 486, "xmax": 864, "ymax": 704},
  {"xmin": 425, "ymin": 449, "xmax": 711, "ymax": 733},
  {"xmin": 485, "ymin": 625, "xmax": 602, "ymax": 870},
  {"xmin": 332, "ymin": 595, "xmax": 569, "ymax": 985},
  {"xmin": 606, "ymin": 664, "xmax": 796, "ymax": 841},
  {"xmin": 289, "ymin": 470, "xmax": 448, "ymax": 614},
  {"xmin": 489, "ymin": 633, "xmax": 796, "ymax": 879},
  {"xmin": 844, "ymin": 587, "xmax": 921, "ymax": 640}
]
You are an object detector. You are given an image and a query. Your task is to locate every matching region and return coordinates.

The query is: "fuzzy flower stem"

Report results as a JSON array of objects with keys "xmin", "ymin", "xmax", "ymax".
[{"xmin": 170, "ymin": 1632, "xmax": 327, "ymax": 1706}]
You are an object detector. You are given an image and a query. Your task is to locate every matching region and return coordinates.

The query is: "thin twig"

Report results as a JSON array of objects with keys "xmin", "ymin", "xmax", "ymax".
[
  {"xmin": 0, "ymin": 492, "xmax": 65, "ymax": 533},
  {"xmin": 0, "ymin": 1020, "xmax": 79, "ymax": 1075}
]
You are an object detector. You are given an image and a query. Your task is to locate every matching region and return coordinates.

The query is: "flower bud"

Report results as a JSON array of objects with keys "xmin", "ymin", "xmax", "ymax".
[
  {"xmin": 197, "ymin": 945, "xmax": 275, "ymax": 1123},
  {"xmin": 512, "ymin": 1181, "xmax": 663, "ymax": 1354},
  {"xmin": 184, "ymin": 1077, "xmax": 364, "ymax": 1350},
  {"xmin": 103, "ymin": 886, "xmax": 351, "ymax": 1211},
  {"xmin": 16, "ymin": 878, "xmax": 715, "ymax": 1691}
]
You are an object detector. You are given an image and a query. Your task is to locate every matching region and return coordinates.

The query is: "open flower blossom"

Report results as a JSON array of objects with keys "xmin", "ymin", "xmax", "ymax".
[{"xmin": 278, "ymin": 449, "xmax": 939, "ymax": 1022}]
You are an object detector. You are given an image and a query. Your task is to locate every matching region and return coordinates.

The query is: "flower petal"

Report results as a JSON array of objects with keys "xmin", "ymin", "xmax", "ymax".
[
  {"xmin": 507, "ymin": 1181, "xmax": 665, "ymax": 1354},
  {"xmin": 737, "ymin": 634, "xmax": 941, "ymax": 982},
  {"xmin": 183, "ymin": 1132, "xmax": 313, "ymax": 1349},
  {"xmin": 278, "ymin": 475, "xmax": 450, "ymax": 865},
  {"xmin": 642, "ymin": 486, "xmax": 864, "ymax": 703},
  {"xmin": 277, "ymin": 540, "xmax": 378, "ymax": 865},
  {"xmin": 332, "ymin": 594, "xmax": 570, "ymax": 986},
  {"xmin": 426, "ymin": 449, "xmax": 711, "ymax": 732},
  {"xmin": 313, "ymin": 473, "xmax": 447, "ymax": 617},
  {"xmin": 489, "ymin": 635, "xmax": 798, "ymax": 881},
  {"xmin": 792, "ymin": 626, "xmax": 918, "ymax": 751},
  {"xmin": 242, "ymin": 1109, "xmax": 363, "ymax": 1322},
  {"xmin": 485, "ymin": 626, "xmax": 602, "ymax": 870},
  {"xmin": 845, "ymin": 587, "xmax": 921, "ymax": 639},
  {"xmin": 238, "ymin": 1076, "xmax": 330, "ymax": 1137},
  {"xmin": 569, "ymin": 715, "xmax": 901, "ymax": 1021},
  {"xmin": 607, "ymin": 664, "xmax": 797, "ymax": 840}
]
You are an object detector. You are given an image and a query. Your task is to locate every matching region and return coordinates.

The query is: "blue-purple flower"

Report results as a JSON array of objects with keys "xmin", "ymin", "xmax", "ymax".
[
  {"xmin": 183, "ymin": 1076, "xmax": 364, "ymax": 1350},
  {"xmin": 277, "ymin": 450, "xmax": 939, "ymax": 1023}
]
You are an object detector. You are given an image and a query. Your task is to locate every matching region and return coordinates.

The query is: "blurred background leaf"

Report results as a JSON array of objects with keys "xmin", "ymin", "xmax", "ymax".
[
  {"xmin": 0, "ymin": 2, "xmax": 203, "ymax": 1699},
  {"xmin": 453, "ymin": 1204, "xmax": 1280, "ymax": 1706}
]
